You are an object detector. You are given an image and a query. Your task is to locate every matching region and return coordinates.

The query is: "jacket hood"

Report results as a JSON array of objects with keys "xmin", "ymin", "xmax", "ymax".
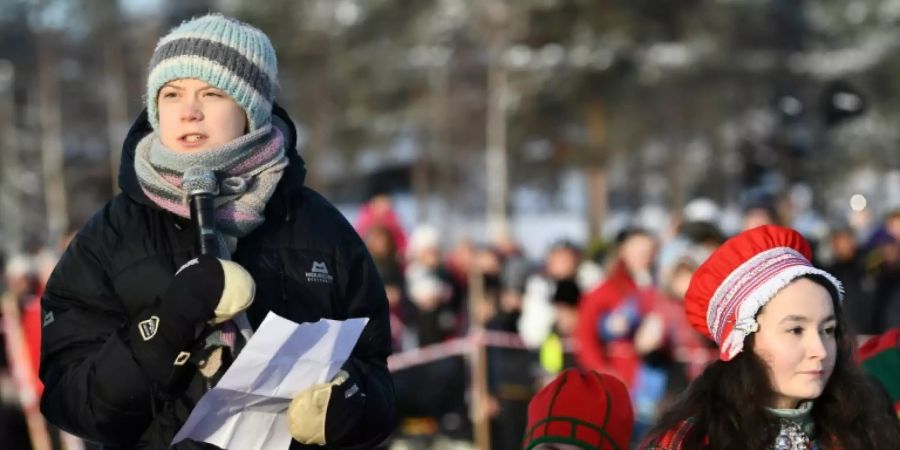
[{"xmin": 118, "ymin": 104, "xmax": 307, "ymax": 217}]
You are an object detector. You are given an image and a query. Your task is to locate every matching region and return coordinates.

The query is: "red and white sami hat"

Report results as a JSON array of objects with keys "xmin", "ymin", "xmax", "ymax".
[{"xmin": 684, "ymin": 225, "xmax": 844, "ymax": 361}]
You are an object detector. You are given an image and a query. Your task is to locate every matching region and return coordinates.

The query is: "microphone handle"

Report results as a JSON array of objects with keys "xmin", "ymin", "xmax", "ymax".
[{"xmin": 190, "ymin": 193, "xmax": 220, "ymax": 258}]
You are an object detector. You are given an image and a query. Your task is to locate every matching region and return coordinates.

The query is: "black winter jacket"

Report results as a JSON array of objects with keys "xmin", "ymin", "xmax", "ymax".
[{"xmin": 39, "ymin": 106, "xmax": 396, "ymax": 449}]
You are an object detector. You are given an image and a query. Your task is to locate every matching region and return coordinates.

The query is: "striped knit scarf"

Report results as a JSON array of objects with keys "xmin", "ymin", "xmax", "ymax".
[
  {"xmin": 135, "ymin": 125, "xmax": 287, "ymax": 382},
  {"xmin": 134, "ymin": 124, "xmax": 288, "ymax": 257}
]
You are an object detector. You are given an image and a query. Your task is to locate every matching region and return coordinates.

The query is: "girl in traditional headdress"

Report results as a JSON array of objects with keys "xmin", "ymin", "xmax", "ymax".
[{"xmin": 639, "ymin": 225, "xmax": 900, "ymax": 450}]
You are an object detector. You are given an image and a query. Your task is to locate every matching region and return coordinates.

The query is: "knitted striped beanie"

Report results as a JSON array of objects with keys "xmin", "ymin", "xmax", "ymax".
[{"xmin": 146, "ymin": 14, "xmax": 278, "ymax": 132}]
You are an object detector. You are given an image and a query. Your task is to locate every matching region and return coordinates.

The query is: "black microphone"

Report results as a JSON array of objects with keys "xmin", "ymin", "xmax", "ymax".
[{"xmin": 183, "ymin": 167, "xmax": 219, "ymax": 258}]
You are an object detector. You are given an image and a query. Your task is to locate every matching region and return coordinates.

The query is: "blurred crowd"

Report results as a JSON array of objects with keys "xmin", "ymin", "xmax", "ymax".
[
  {"xmin": 357, "ymin": 194, "xmax": 900, "ymax": 449},
  {"xmin": 1, "ymin": 196, "xmax": 899, "ymax": 449},
  {"xmin": 0, "ymin": 231, "xmax": 91, "ymax": 449}
]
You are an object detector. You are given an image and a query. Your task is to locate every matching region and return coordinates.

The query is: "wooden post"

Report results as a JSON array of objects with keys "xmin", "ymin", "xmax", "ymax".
[
  {"xmin": 1, "ymin": 293, "xmax": 52, "ymax": 450},
  {"xmin": 468, "ymin": 259, "xmax": 491, "ymax": 450}
]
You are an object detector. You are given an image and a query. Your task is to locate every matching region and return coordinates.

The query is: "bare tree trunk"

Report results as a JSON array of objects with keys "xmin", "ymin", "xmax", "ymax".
[
  {"xmin": 411, "ymin": 154, "xmax": 429, "ymax": 222},
  {"xmin": 305, "ymin": 85, "xmax": 329, "ymax": 194},
  {"xmin": 585, "ymin": 165, "xmax": 608, "ymax": 242},
  {"xmin": 413, "ymin": 84, "xmax": 431, "ymax": 223},
  {"xmin": 485, "ymin": 0, "xmax": 509, "ymax": 242},
  {"xmin": 96, "ymin": 0, "xmax": 129, "ymax": 194},
  {"xmin": 584, "ymin": 99, "xmax": 609, "ymax": 241},
  {"xmin": 304, "ymin": 36, "xmax": 332, "ymax": 195},
  {"xmin": 415, "ymin": 62, "xmax": 449, "ymax": 224},
  {"xmin": 37, "ymin": 28, "xmax": 69, "ymax": 242},
  {"xmin": 418, "ymin": 48, "xmax": 452, "ymax": 224},
  {"xmin": 302, "ymin": 3, "xmax": 337, "ymax": 196},
  {"xmin": 667, "ymin": 137, "xmax": 687, "ymax": 223},
  {"xmin": 436, "ymin": 69, "xmax": 457, "ymax": 231},
  {"xmin": 0, "ymin": 60, "xmax": 21, "ymax": 252}
]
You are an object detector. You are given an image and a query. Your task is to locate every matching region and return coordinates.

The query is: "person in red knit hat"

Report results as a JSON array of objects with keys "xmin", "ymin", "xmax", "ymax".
[
  {"xmin": 639, "ymin": 225, "xmax": 900, "ymax": 450},
  {"xmin": 523, "ymin": 368, "xmax": 634, "ymax": 450}
]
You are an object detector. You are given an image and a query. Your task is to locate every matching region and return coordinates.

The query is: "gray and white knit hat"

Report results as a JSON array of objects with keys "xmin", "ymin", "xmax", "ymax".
[{"xmin": 146, "ymin": 13, "xmax": 278, "ymax": 132}]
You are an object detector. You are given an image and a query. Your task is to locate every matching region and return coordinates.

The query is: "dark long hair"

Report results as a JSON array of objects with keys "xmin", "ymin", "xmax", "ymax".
[{"xmin": 642, "ymin": 275, "xmax": 900, "ymax": 450}]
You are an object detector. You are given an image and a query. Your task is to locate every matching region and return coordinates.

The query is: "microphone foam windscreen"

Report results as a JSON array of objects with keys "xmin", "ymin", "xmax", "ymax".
[{"xmin": 182, "ymin": 166, "xmax": 218, "ymax": 195}]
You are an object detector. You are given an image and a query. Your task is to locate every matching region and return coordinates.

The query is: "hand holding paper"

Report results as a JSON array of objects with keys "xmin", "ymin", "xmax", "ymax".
[
  {"xmin": 287, "ymin": 369, "xmax": 352, "ymax": 445},
  {"xmin": 172, "ymin": 312, "xmax": 368, "ymax": 450}
]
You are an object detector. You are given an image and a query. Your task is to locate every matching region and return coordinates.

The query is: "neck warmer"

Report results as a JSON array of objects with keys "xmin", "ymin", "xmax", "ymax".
[
  {"xmin": 767, "ymin": 401, "xmax": 816, "ymax": 450},
  {"xmin": 134, "ymin": 124, "xmax": 288, "ymax": 257},
  {"xmin": 135, "ymin": 125, "xmax": 287, "ymax": 382}
]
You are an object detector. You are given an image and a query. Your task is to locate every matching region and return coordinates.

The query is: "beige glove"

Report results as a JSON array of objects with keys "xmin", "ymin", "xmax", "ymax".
[
  {"xmin": 209, "ymin": 259, "xmax": 255, "ymax": 325},
  {"xmin": 287, "ymin": 370, "xmax": 350, "ymax": 445}
]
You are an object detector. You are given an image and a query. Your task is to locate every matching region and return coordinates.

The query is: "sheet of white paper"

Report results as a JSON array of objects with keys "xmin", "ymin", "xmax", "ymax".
[{"xmin": 172, "ymin": 312, "xmax": 368, "ymax": 450}]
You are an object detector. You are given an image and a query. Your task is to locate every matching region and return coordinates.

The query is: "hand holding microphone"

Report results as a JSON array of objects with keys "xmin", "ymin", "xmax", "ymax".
[
  {"xmin": 127, "ymin": 168, "xmax": 256, "ymax": 387},
  {"xmin": 128, "ymin": 255, "xmax": 253, "ymax": 386},
  {"xmin": 182, "ymin": 166, "xmax": 257, "ymax": 325},
  {"xmin": 170, "ymin": 255, "xmax": 256, "ymax": 326}
]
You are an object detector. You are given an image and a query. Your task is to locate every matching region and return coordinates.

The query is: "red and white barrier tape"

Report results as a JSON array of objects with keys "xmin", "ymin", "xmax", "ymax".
[
  {"xmin": 388, "ymin": 330, "xmax": 530, "ymax": 372},
  {"xmin": 387, "ymin": 331, "xmax": 715, "ymax": 372}
]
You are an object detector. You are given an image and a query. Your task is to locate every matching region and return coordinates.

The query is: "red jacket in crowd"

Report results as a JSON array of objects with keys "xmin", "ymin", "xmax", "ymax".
[{"xmin": 575, "ymin": 262, "xmax": 656, "ymax": 387}]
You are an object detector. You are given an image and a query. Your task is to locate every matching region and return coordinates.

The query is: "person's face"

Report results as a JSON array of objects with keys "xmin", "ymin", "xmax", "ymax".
[
  {"xmin": 417, "ymin": 246, "xmax": 442, "ymax": 267},
  {"xmin": 447, "ymin": 240, "xmax": 474, "ymax": 271},
  {"xmin": 476, "ymin": 249, "xmax": 502, "ymax": 275},
  {"xmin": 494, "ymin": 233, "xmax": 520, "ymax": 256},
  {"xmin": 753, "ymin": 278, "xmax": 837, "ymax": 409},
  {"xmin": 830, "ymin": 232, "xmax": 856, "ymax": 261},
  {"xmin": 878, "ymin": 242, "xmax": 899, "ymax": 265},
  {"xmin": 365, "ymin": 229, "xmax": 393, "ymax": 257},
  {"xmin": 157, "ymin": 78, "xmax": 247, "ymax": 152},
  {"xmin": 743, "ymin": 208, "xmax": 775, "ymax": 230},
  {"xmin": 620, "ymin": 234, "xmax": 656, "ymax": 274},
  {"xmin": 668, "ymin": 265, "xmax": 694, "ymax": 300},
  {"xmin": 368, "ymin": 195, "xmax": 393, "ymax": 216},
  {"xmin": 886, "ymin": 214, "xmax": 900, "ymax": 241},
  {"xmin": 500, "ymin": 289, "xmax": 523, "ymax": 313},
  {"xmin": 553, "ymin": 304, "xmax": 579, "ymax": 336},
  {"xmin": 546, "ymin": 248, "xmax": 578, "ymax": 280}
]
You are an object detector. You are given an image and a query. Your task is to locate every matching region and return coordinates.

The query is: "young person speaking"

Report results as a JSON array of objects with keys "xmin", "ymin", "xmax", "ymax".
[{"xmin": 39, "ymin": 14, "xmax": 396, "ymax": 449}]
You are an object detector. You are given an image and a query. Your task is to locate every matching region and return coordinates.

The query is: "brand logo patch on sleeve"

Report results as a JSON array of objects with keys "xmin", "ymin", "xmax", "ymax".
[
  {"xmin": 42, "ymin": 311, "xmax": 55, "ymax": 327},
  {"xmin": 139, "ymin": 315, "xmax": 161, "ymax": 341}
]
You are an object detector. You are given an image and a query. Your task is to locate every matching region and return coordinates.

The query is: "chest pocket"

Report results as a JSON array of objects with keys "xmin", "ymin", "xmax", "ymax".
[{"xmin": 242, "ymin": 248, "xmax": 339, "ymax": 326}]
